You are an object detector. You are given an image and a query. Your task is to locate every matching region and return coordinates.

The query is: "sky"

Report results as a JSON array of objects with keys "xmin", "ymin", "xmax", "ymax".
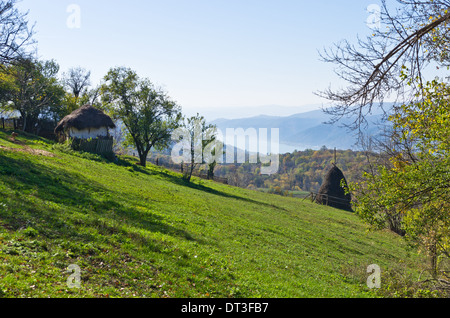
[{"xmin": 17, "ymin": 0, "xmax": 383, "ymax": 120}]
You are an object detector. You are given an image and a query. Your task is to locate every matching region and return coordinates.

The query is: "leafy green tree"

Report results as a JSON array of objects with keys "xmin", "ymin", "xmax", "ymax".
[
  {"xmin": 203, "ymin": 123, "xmax": 222, "ymax": 180},
  {"xmin": 101, "ymin": 67, "xmax": 182, "ymax": 167},
  {"xmin": 350, "ymin": 80, "xmax": 450, "ymax": 279},
  {"xmin": 0, "ymin": 58, "xmax": 65, "ymax": 133},
  {"xmin": 317, "ymin": 0, "xmax": 450, "ymax": 287},
  {"xmin": 173, "ymin": 113, "xmax": 219, "ymax": 182}
]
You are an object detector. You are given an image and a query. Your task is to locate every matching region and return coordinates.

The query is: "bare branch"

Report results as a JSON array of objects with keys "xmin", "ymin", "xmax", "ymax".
[
  {"xmin": 0, "ymin": 0, "xmax": 35, "ymax": 65},
  {"xmin": 317, "ymin": 0, "xmax": 450, "ymax": 131}
]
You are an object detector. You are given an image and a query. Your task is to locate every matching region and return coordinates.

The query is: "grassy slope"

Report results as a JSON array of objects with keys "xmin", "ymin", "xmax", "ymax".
[{"xmin": 0, "ymin": 130, "xmax": 424, "ymax": 298}]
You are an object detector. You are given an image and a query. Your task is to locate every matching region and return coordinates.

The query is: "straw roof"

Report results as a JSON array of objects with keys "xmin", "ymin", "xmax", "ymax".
[
  {"xmin": 55, "ymin": 104, "xmax": 115, "ymax": 134},
  {"xmin": 315, "ymin": 165, "xmax": 352, "ymax": 212}
]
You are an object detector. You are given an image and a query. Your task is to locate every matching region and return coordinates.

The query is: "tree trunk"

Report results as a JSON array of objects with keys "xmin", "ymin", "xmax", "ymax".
[
  {"xmin": 22, "ymin": 115, "xmax": 27, "ymax": 132},
  {"xmin": 430, "ymin": 238, "xmax": 438, "ymax": 279},
  {"xmin": 207, "ymin": 161, "xmax": 216, "ymax": 180},
  {"xmin": 186, "ymin": 164, "xmax": 194, "ymax": 182},
  {"xmin": 139, "ymin": 150, "xmax": 149, "ymax": 167},
  {"xmin": 183, "ymin": 162, "xmax": 196, "ymax": 182}
]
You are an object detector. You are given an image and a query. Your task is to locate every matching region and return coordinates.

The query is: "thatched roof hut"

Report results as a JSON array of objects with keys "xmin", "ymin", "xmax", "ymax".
[
  {"xmin": 315, "ymin": 164, "xmax": 352, "ymax": 212},
  {"xmin": 54, "ymin": 105, "xmax": 116, "ymax": 158},
  {"xmin": 55, "ymin": 104, "xmax": 116, "ymax": 138}
]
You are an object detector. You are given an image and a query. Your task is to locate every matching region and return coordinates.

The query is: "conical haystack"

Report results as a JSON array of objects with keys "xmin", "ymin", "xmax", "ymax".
[
  {"xmin": 315, "ymin": 165, "xmax": 352, "ymax": 212},
  {"xmin": 55, "ymin": 104, "xmax": 116, "ymax": 135}
]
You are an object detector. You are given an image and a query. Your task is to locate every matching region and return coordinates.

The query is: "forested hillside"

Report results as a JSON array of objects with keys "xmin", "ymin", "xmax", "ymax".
[{"xmin": 148, "ymin": 147, "xmax": 369, "ymax": 196}]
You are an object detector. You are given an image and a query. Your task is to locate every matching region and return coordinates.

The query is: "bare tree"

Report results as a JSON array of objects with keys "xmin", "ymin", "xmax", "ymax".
[
  {"xmin": 0, "ymin": 0, "xmax": 35, "ymax": 65},
  {"xmin": 320, "ymin": 1, "xmax": 450, "ymax": 292},
  {"xmin": 317, "ymin": 0, "xmax": 450, "ymax": 132},
  {"xmin": 180, "ymin": 114, "xmax": 217, "ymax": 182},
  {"xmin": 63, "ymin": 67, "xmax": 91, "ymax": 99}
]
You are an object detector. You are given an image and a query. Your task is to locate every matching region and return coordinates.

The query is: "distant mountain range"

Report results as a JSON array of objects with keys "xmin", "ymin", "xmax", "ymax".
[
  {"xmin": 210, "ymin": 109, "xmax": 389, "ymax": 153},
  {"xmin": 184, "ymin": 104, "xmax": 322, "ymax": 121}
]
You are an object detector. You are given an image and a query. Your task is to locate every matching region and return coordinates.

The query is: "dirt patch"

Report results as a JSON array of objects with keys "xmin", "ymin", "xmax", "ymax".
[{"xmin": 0, "ymin": 145, "xmax": 56, "ymax": 158}]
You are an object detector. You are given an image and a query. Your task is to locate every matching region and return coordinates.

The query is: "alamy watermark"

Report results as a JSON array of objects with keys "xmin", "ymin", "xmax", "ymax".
[
  {"xmin": 366, "ymin": 4, "xmax": 381, "ymax": 30},
  {"xmin": 367, "ymin": 264, "xmax": 381, "ymax": 289},
  {"xmin": 62, "ymin": 263, "xmax": 379, "ymax": 291},
  {"xmin": 67, "ymin": 264, "xmax": 81, "ymax": 289},
  {"xmin": 171, "ymin": 122, "xmax": 280, "ymax": 175},
  {"xmin": 66, "ymin": 4, "xmax": 81, "ymax": 29}
]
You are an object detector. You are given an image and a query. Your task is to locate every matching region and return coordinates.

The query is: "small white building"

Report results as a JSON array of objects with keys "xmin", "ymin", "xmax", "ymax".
[
  {"xmin": 68, "ymin": 126, "xmax": 110, "ymax": 139},
  {"xmin": 55, "ymin": 104, "xmax": 116, "ymax": 140},
  {"xmin": 55, "ymin": 104, "xmax": 116, "ymax": 156}
]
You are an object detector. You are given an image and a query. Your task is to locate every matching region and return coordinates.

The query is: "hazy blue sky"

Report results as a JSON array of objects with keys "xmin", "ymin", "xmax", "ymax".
[{"xmin": 17, "ymin": 0, "xmax": 383, "ymax": 120}]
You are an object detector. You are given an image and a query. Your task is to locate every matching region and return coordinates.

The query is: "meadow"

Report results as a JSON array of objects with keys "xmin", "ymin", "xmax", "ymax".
[{"xmin": 0, "ymin": 129, "xmax": 428, "ymax": 298}]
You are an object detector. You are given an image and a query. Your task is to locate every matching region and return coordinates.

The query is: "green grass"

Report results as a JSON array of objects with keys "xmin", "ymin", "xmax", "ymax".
[{"xmin": 0, "ymin": 129, "xmax": 427, "ymax": 298}]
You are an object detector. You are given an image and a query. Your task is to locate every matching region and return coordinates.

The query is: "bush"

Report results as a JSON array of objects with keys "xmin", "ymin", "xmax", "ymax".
[
  {"xmin": 21, "ymin": 227, "xmax": 39, "ymax": 238},
  {"xmin": 339, "ymin": 261, "xmax": 445, "ymax": 298}
]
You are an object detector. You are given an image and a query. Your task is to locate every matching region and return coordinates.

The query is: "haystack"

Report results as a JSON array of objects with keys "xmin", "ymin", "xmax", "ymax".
[
  {"xmin": 54, "ymin": 104, "xmax": 116, "ymax": 138},
  {"xmin": 55, "ymin": 105, "xmax": 116, "ymax": 158},
  {"xmin": 315, "ymin": 164, "xmax": 352, "ymax": 212}
]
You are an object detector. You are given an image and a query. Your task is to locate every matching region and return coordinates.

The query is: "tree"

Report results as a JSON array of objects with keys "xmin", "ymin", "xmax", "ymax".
[
  {"xmin": 62, "ymin": 67, "xmax": 91, "ymax": 99},
  {"xmin": 350, "ymin": 80, "xmax": 450, "ymax": 282},
  {"xmin": 0, "ymin": 58, "xmax": 65, "ymax": 133},
  {"xmin": 101, "ymin": 67, "xmax": 182, "ymax": 167},
  {"xmin": 172, "ymin": 114, "xmax": 220, "ymax": 182},
  {"xmin": 319, "ymin": 1, "xmax": 450, "ymax": 289},
  {"xmin": 0, "ymin": 0, "xmax": 35, "ymax": 66},
  {"xmin": 58, "ymin": 67, "xmax": 101, "ymax": 123},
  {"xmin": 318, "ymin": 0, "xmax": 450, "ymax": 131},
  {"xmin": 83, "ymin": 85, "xmax": 102, "ymax": 107},
  {"xmin": 206, "ymin": 153, "xmax": 217, "ymax": 180},
  {"xmin": 203, "ymin": 121, "xmax": 222, "ymax": 180}
]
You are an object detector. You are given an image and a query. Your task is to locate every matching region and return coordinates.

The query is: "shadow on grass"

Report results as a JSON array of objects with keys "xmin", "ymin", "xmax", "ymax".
[
  {"xmin": 0, "ymin": 152, "xmax": 197, "ymax": 246},
  {"xmin": 2, "ymin": 132, "xmax": 286, "ymax": 212},
  {"xmin": 144, "ymin": 164, "xmax": 288, "ymax": 212},
  {"xmin": 0, "ymin": 128, "xmax": 54, "ymax": 147}
]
